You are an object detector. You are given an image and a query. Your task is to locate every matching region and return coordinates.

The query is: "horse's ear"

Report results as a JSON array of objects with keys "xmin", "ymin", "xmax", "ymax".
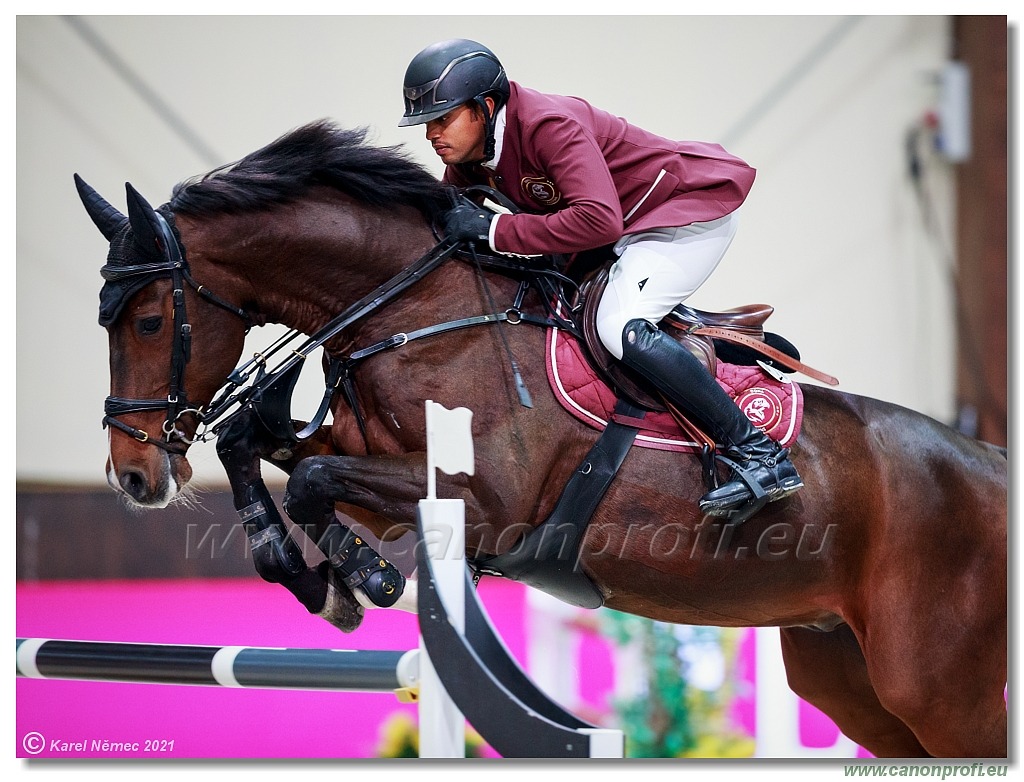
[
  {"xmin": 74, "ymin": 174, "xmax": 127, "ymax": 242},
  {"xmin": 124, "ymin": 182, "xmax": 164, "ymax": 260}
]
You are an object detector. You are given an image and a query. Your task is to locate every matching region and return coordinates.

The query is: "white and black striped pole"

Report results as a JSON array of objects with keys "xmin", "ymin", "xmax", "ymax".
[{"xmin": 16, "ymin": 638, "xmax": 419, "ymax": 693}]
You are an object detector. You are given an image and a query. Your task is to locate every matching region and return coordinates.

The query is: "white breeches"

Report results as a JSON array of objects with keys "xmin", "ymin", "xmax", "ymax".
[{"xmin": 595, "ymin": 212, "xmax": 739, "ymax": 359}]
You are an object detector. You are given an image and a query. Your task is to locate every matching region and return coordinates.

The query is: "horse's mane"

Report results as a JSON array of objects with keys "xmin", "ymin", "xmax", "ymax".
[{"xmin": 169, "ymin": 119, "xmax": 450, "ymax": 218}]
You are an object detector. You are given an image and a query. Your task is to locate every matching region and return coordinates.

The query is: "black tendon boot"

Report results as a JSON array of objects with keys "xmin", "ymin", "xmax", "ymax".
[{"xmin": 619, "ymin": 319, "xmax": 803, "ymax": 521}]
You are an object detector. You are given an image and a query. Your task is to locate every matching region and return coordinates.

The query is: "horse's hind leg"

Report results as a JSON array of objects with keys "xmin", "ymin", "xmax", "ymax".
[
  {"xmin": 780, "ymin": 625, "xmax": 930, "ymax": 757},
  {"xmin": 855, "ymin": 472, "xmax": 1007, "ymax": 757},
  {"xmin": 856, "ymin": 611, "xmax": 1007, "ymax": 758},
  {"xmin": 857, "ymin": 592, "xmax": 1007, "ymax": 758}
]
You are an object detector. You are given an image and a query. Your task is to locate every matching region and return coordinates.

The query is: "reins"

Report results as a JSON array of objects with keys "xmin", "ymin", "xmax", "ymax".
[
  {"xmin": 201, "ymin": 188, "xmax": 577, "ymax": 448},
  {"xmin": 206, "ymin": 239, "xmax": 577, "ymax": 448},
  {"xmin": 199, "ymin": 235, "xmax": 466, "ymax": 441},
  {"xmin": 106, "ymin": 190, "xmax": 577, "ymax": 454}
]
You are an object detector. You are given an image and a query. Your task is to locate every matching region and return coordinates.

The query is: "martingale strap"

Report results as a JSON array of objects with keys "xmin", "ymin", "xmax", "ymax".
[
  {"xmin": 228, "ymin": 245, "xmax": 574, "ymax": 446},
  {"xmin": 257, "ymin": 308, "xmax": 560, "ymax": 448},
  {"xmin": 337, "ymin": 308, "xmax": 556, "ymax": 448},
  {"xmin": 348, "ymin": 309, "xmax": 553, "ymax": 363}
]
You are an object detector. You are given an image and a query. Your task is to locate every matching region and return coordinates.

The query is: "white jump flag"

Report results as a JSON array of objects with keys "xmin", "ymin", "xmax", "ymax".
[{"xmin": 425, "ymin": 400, "xmax": 475, "ymax": 499}]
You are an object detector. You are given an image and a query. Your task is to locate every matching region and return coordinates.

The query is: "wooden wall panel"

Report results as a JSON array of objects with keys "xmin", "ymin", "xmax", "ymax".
[
  {"xmin": 953, "ymin": 16, "xmax": 1008, "ymax": 446},
  {"xmin": 16, "ymin": 484, "xmax": 414, "ymax": 581}
]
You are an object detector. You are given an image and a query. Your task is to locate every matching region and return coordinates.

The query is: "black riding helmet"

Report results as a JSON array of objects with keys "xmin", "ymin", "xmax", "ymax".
[{"xmin": 399, "ymin": 38, "xmax": 510, "ymax": 161}]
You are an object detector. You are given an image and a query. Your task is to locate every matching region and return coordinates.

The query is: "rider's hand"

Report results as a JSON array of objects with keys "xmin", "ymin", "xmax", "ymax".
[{"xmin": 442, "ymin": 204, "xmax": 494, "ymax": 243}]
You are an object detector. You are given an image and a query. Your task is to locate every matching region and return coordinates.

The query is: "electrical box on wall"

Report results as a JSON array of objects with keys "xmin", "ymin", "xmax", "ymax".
[{"xmin": 937, "ymin": 61, "xmax": 971, "ymax": 163}]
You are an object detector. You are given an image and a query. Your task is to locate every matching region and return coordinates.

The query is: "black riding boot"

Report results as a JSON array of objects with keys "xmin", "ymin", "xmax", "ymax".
[{"xmin": 619, "ymin": 318, "xmax": 803, "ymax": 520}]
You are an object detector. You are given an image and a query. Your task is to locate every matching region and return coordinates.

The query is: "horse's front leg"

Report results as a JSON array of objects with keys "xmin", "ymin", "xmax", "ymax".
[
  {"xmin": 214, "ymin": 409, "xmax": 365, "ymax": 633},
  {"xmin": 283, "ymin": 452, "xmax": 424, "ymax": 615}
]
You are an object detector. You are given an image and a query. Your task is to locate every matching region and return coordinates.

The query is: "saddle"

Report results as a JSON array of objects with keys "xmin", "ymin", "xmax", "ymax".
[{"xmin": 575, "ymin": 267, "xmax": 837, "ymax": 417}]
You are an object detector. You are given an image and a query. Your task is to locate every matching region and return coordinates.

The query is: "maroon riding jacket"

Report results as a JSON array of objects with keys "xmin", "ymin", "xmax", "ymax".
[{"xmin": 443, "ymin": 82, "xmax": 756, "ymax": 256}]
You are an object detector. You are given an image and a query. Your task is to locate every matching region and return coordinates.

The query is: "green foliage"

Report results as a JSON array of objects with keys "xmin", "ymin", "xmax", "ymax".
[{"xmin": 603, "ymin": 612, "xmax": 754, "ymax": 759}]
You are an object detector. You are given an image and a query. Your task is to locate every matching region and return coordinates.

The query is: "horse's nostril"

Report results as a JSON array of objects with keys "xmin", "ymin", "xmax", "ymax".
[{"xmin": 119, "ymin": 470, "xmax": 148, "ymax": 501}]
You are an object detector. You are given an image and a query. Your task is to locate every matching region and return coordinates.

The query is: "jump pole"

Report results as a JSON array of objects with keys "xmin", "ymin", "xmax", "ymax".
[{"xmin": 16, "ymin": 638, "xmax": 420, "ymax": 693}]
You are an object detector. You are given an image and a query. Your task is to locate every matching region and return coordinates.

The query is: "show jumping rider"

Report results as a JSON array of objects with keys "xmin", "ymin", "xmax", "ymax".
[{"xmin": 398, "ymin": 38, "xmax": 803, "ymax": 518}]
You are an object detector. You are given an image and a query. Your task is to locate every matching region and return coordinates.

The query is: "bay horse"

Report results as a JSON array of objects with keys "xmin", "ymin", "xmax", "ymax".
[{"xmin": 76, "ymin": 120, "xmax": 1006, "ymax": 758}]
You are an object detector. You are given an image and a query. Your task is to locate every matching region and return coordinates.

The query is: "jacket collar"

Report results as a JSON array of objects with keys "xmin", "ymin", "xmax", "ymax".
[{"xmin": 482, "ymin": 105, "xmax": 507, "ymax": 170}]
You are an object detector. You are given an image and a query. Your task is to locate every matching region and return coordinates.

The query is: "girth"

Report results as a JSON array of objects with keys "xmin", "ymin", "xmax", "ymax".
[{"xmin": 471, "ymin": 397, "xmax": 648, "ymax": 609}]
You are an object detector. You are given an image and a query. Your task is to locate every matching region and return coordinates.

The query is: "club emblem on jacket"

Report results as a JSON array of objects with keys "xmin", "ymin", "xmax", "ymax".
[{"xmin": 521, "ymin": 176, "xmax": 561, "ymax": 206}]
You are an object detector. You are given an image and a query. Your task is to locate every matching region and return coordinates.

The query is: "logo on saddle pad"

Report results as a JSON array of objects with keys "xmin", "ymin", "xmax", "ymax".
[{"xmin": 735, "ymin": 387, "xmax": 783, "ymax": 432}]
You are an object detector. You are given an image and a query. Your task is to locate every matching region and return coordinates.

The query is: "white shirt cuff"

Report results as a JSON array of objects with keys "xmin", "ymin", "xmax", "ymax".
[{"xmin": 488, "ymin": 213, "xmax": 501, "ymax": 252}]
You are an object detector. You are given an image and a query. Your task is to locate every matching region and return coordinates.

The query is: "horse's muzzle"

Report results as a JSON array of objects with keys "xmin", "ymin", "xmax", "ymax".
[{"xmin": 106, "ymin": 450, "xmax": 191, "ymax": 509}]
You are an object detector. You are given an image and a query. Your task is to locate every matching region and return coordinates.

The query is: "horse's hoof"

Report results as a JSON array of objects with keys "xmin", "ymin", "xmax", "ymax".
[{"xmin": 316, "ymin": 567, "xmax": 365, "ymax": 633}]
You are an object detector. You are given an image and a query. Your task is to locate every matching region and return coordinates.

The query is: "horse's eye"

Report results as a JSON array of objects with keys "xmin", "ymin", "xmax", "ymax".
[{"xmin": 138, "ymin": 316, "xmax": 163, "ymax": 335}]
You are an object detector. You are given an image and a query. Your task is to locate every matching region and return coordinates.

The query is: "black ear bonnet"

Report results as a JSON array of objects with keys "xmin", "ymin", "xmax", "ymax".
[
  {"xmin": 97, "ymin": 208, "xmax": 183, "ymax": 327},
  {"xmin": 74, "ymin": 175, "xmax": 185, "ymax": 327}
]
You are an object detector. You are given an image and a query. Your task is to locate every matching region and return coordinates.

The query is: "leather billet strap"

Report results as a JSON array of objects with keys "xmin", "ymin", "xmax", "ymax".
[{"xmin": 695, "ymin": 326, "xmax": 840, "ymax": 386}]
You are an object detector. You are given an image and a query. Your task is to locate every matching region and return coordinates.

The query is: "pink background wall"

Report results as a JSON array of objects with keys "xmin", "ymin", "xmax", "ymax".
[
  {"xmin": 16, "ymin": 578, "xmax": 578, "ymax": 758},
  {"xmin": 16, "ymin": 577, "xmax": 859, "ymax": 759}
]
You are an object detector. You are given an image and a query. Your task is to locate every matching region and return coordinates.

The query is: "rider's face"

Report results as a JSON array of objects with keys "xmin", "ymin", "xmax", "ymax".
[{"xmin": 424, "ymin": 98, "xmax": 493, "ymax": 166}]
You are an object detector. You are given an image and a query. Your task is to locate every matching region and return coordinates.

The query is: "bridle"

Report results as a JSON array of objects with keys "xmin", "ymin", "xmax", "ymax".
[{"xmin": 102, "ymin": 210, "xmax": 252, "ymax": 453}]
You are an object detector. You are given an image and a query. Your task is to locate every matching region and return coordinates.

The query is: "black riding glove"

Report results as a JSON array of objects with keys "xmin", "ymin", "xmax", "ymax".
[{"xmin": 442, "ymin": 204, "xmax": 494, "ymax": 244}]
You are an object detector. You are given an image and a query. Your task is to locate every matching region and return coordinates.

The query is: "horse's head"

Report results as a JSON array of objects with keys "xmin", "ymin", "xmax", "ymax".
[{"xmin": 76, "ymin": 175, "xmax": 251, "ymax": 508}]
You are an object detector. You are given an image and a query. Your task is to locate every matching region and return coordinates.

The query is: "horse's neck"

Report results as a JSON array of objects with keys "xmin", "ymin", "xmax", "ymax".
[{"xmin": 182, "ymin": 202, "xmax": 438, "ymax": 336}]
